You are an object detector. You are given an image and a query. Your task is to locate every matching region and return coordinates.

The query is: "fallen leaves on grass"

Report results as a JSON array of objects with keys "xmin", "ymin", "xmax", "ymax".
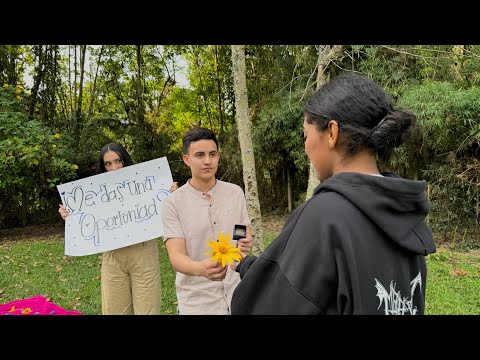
[{"xmin": 450, "ymin": 268, "xmax": 468, "ymax": 276}]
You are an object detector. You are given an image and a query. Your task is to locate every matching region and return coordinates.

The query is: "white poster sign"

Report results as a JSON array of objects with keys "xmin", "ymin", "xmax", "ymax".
[{"xmin": 57, "ymin": 157, "xmax": 173, "ymax": 256}]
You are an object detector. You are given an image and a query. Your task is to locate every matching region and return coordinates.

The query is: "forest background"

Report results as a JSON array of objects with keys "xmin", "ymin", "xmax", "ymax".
[{"xmin": 1, "ymin": 45, "xmax": 479, "ymax": 250}]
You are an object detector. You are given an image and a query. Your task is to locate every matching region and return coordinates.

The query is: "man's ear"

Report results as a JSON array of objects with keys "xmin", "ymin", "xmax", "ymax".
[
  {"xmin": 182, "ymin": 154, "xmax": 190, "ymax": 167},
  {"xmin": 327, "ymin": 120, "xmax": 339, "ymax": 150}
]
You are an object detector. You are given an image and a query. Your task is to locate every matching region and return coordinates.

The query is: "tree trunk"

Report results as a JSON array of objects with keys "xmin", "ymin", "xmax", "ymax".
[
  {"xmin": 6, "ymin": 45, "xmax": 19, "ymax": 85},
  {"xmin": 213, "ymin": 45, "xmax": 224, "ymax": 136},
  {"xmin": 76, "ymin": 45, "xmax": 86, "ymax": 119},
  {"xmin": 231, "ymin": 45, "xmax": 264, "ymax": 255},
  {"xmin": 193, "ymin": 46, "xmax": 213, "ymax": 130},
  {"xmin": 68, "ymin": 46, "xmax": 74, "ymax": 116},
  {"xmin": 305, "ymin": 45, "xmax": 345, "ymax": 200},
  {"xmin": 452, "ymin": 45, "xmax": 465, "ymax": 83},
  {"xmin": 87, "ymin": 45, "xmax": 104, "ymax": 118},
  {"xmin": 73, "ymin": 45, "xmax": 78, "ymax": 119},
  {"xmin": 28, "ymin": 45, "xmax": 46, "ymax": 119},
  {"xmin": 74, "ymin": 45, "xmax": 86, "ymax": 145},
  {"xmin": 70, "ymin": 45, "xmax": 79, "ymax": 135},
  {"xmin": 136, "ymin": 45, "xmax": 149, "ymax": 155},
  {"xmin": 305, "ymin": 163, "xmax": 319, "ymax": 199},
  {"xmin": 136, "ymin": 45, "xmax": 144, "ymax": 124},
  {"xmin": 58, "ymin": 87, "xmax": 68, "ymax": 119}
]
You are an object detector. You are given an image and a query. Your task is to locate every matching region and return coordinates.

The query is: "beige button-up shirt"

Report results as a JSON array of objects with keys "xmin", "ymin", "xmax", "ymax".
[{"xmin": 162, "ymin": 179, "xmax": 250, "ymax": 315}]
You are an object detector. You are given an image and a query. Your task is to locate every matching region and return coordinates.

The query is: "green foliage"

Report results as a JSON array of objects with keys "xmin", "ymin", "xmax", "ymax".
[
  {"xmin": 216, "ymin": 126, "xmax": 244, "ymax": 187},
  {"xmin": 245, "ymin": 45, "xmax": 317, "ymax": 107},
  {"xmin": 2, "ymin": 43, "xmax": 480, "ymax": 246},
  {"xmin": 349, "ymin": 45, "xmax": 424, "ymax": 94},
  {"xmin": 0, "ymin": 86, "xmax": 76, "ymax": 189},
  {"xmin": 254, "ymin": 89, "xmax": 308, "ymax": 170},
  {"xmin": 91, "ymin": 46, "xmax": 182, "ymax": 164},
  {"xmin": 393, "ymin": 81, "xmax": 480, "ymax": 238},
  {"xmin": 0, "ymin": 45, "xmax": 25, "ymax": 86},
  {"xmin": 399, "ymin": 81, "xmax": 480, "ymax": 154},
  {"xmin": 0, "ymin": 85, "xmax": 77, "ymax": 226},
  {"xmin": 32, "ymin": 45, "xmax": 62, "ymax": 123},
  {"xmin": 183, "ymin": 45, "xmax": 235, "ymax": 133},
  {"xmin": 252, "ymin": 88, "xmax": 309, "ymax": 212}
]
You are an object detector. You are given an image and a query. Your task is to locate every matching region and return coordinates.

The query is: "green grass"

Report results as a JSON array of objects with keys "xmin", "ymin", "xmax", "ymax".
[
  {"xmin": 425, "ymin": 249, "xmax": 480, "ymax": 314},
  {"xmin": 0, "ymin": 230, "xmax": 479, "ymax": 315},
  {"xmin": 0, "ymin": 238, "xmax": 102, "ymax": 314},
  {"xmin": 0, "ymin": 237, "xmax": 178, "ymax": 315}
]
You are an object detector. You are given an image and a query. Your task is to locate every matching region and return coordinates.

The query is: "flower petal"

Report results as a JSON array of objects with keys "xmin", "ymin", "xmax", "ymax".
[
  {"xmin": 224, "ymin": 232, "xmax": 231, "ymax": 242},
  {"xmin": 231, "ymin": 253, "xmax": 242, "ymax": 262}
]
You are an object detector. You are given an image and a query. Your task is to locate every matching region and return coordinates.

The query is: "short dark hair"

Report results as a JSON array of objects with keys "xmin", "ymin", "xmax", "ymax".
[
  {"xmin": 304, "ymin": 73, "xmax": 416, "ymax": 163},
  {"xmin": 96, "ymin": 142, "xmax": 134, "ymax": 174},
  {"xmin": 182, "ymin": 127, "xmax": 218, "ymax": 154}
]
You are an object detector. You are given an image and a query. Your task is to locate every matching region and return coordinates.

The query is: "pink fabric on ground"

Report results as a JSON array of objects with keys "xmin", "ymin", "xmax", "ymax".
[{"xmin": 0, "ymin": 295, "xmax": 83, "ymax": 315}]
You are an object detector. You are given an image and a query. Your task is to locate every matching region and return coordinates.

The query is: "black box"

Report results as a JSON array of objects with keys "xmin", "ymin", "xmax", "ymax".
[{"xmin": 232, "ymin": 224, "xmax": 247, "ymax": 240}]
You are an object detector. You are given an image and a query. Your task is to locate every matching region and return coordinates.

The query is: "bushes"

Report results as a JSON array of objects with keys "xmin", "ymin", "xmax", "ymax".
[
  {"xmin": 393, "ymin": 81, "xmax": 480, "ymax": 247},
  {"xmin": 0, "ymin": 84, "xmax": 77, "ymax": 227}
]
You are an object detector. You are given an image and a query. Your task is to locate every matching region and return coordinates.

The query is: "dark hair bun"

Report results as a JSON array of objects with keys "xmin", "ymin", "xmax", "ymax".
[{"xmin": 368, "ymin": 110, "xmax": 416, "ymax": 161}]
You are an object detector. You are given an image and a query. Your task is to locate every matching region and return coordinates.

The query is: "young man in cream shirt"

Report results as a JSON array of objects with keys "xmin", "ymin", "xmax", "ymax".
[{"xmin": 162, "ymin": 127, "xmax": 253, "ymax": 315}]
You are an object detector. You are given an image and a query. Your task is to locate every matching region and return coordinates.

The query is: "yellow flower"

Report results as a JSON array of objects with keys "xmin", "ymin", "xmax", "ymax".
[
  {"xmin": 54, "ymin": 133, "xmax": 60, "ymax": 139},
  {"xmin": 3, "ymin": 84, "xmax": 8, "ymax": 88},
  {"xmin": 16, "ymin": 95, "xmax": 21, "ymax": 100},
  {"xmin": 205, "ymin": 232, "xmax": 242, "ymax": 268},
  {"xmin": 73, "ymin": 164, "xmax": 79, "ymax": 170},
  {"xmin": 52, "ymin": 144, "xmax": 57, "ymax": 149},
  {"xmin": 16, "ymin": 84, "xmax": 22, "ymax": 89},
  {"xmin": 15, "ymin": 88, "xmax": 21, "ymax": 94},
  {"xmin": 22, "ymin": 308, "xmax": 32, "ymax": 314}
]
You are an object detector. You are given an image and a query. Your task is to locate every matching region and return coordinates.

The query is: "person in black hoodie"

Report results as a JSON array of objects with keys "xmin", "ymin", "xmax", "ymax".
[{"xmin": 231, "ymin": 73, "xmax": 436, "ymax": 315}]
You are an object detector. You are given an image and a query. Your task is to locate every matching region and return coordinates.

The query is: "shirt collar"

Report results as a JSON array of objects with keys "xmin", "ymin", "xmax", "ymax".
[{"xmin": 186, "ymin": 179, "xmax": 218, "ymax": 198}]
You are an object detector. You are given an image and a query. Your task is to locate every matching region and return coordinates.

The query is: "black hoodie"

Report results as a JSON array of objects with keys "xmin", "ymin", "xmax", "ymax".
[{"xmin": 231, "ymin": 172, "xmax": 436, "ymax": 315}]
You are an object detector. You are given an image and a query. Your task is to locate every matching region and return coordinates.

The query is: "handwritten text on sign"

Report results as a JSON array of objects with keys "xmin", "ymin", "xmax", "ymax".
[{"xmin": 57, "ymin": 157, "xmax": 173, "ymax": 256}]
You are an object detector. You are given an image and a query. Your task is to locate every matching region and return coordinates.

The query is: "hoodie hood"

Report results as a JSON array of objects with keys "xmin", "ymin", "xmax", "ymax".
[{"xmin": 315, "ymin": 172, "xmax": 436, "ymax": 255}]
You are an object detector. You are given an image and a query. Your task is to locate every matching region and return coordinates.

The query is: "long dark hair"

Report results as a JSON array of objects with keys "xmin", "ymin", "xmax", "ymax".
[
  {"xmin": 96, "ymin": 143, "xmax": 134, "ymax": 174},
  {"xmin": 304, "ymin": 73, "xmax": 416, "ymax": 163}
]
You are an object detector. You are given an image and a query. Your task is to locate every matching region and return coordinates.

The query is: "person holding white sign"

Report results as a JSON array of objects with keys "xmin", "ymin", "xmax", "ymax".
[
  {"xmin": 59, "ymin": 142, "xmax": 178, "ymax": 315},
  {"xmin": 162, "ymin": 127, "xmax": 254, "ymax": 315}
]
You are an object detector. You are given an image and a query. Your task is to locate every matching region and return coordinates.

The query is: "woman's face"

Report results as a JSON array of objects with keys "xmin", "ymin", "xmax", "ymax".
[{"xmin": 103, "ymin": 150, "xmax": 124, "ymax": 172}]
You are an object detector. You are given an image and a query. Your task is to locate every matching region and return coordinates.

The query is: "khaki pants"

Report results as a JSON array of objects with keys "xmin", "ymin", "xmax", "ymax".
[{"xmin": 101, "ymin": 239, "xmax": 161, "ymax": 315}]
